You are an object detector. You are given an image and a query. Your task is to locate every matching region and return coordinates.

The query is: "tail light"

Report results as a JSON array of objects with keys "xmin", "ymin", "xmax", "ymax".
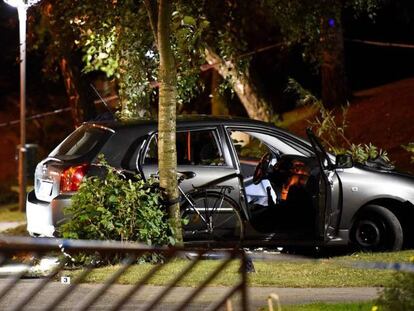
[{"xmin": 60, "ymin": 164, "xmax": 89, "ymax": 193}]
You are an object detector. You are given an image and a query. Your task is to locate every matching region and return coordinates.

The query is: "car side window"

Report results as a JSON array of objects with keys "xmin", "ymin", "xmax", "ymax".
[
  {"xmin": 230, "ymin": 129, "xmax": 305, "ymax": 176},
  {"xmin": 143, "ymin": 130, "xmax": 225, "ymax": 166},
  {"xmin": 230, "ymin": 131, "xmax": 272, "ymax": 163},
  {"xmin": 230, "ymin": 129, "xmax": 304, "ymax": 157}
]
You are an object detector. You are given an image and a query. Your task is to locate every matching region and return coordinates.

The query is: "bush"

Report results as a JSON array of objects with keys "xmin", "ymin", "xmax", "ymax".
[
  {"xmin": 59, "ymin": 156, "xmax": 175, "ymax": 248},
  {"xmin": 376, "ymin": 270, "xmax": 414, "ymax": 311}
]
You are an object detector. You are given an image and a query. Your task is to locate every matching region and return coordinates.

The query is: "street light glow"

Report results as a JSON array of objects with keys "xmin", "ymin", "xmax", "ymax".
[
  {"xmin": 3, "ymin": 0, "xmax": 25, "ymax": 8},
  {"xmin": 4, "ymin": 0, "xmax": 40, "ymax": 8}
]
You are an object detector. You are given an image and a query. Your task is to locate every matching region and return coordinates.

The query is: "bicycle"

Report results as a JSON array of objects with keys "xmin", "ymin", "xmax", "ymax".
[{"xmin": 177, "ymin": 171, "xmax": 244, "ymax": 244}]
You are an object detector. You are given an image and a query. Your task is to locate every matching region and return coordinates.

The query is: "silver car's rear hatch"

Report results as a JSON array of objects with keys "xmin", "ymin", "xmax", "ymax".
[
  {"xmin": 34, "ymin": 124, "xmax": 114, "ymax": 203},
  {"xmin": 34, "ymin": 158, "xmax": 65, "ymax": 203}
]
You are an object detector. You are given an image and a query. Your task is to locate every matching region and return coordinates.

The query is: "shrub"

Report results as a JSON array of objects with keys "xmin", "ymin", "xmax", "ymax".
[
  {"xmin": 348, "ymin": 143, "xmax": 390, "ymax": 164},
  {"xmin": 376, "ymin": 270, "xmax": 414, "ymax": 311},
  {"xmin": 59, "ymin": 156, "xmax": 175, "ymax": 248}
]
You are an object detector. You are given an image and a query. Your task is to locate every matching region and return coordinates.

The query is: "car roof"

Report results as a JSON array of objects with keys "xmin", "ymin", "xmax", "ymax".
[
  {"xmin": 88, "ymin": 114, "xmax": 274, "ymax": 130},
  {"xmin": 86, "ymin": 114, "xmax": 311, "ymax": 146}
]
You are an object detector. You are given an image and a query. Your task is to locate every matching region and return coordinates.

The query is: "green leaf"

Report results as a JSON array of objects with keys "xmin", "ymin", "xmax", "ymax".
[
  {"xmin": 182, "ymin": 15, "xmax": 196, "ymax": 26},
  {"xmin": 58, "ymin": 155, "xmax": 174, "ymax": 264}
]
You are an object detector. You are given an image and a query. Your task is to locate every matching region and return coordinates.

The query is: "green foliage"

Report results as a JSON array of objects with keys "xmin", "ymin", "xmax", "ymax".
[
  {"xmin": 377, "ymin": 269, "xmax": 414, "ymax": 311},
  {"xmin": 34, "ymin": 0, "xmax": 384, "ymax": 120},
  {"xmin": 265, "ymin": 0, "xmax": 381, "ymax": 65},
  {"xmin": 349, "ymin": 143, "xmax": 389, "ymax": 163},
  {"xmin": 52, "ymin": 1, "xmax": 155, "ymax": 119},
  {"xmin": 178, "ymin": 1, "xmax": 261, "ymax": 93},
  {"xmin": 287, "ymin": 78, "xmax": 390, "ymax": 163},
  {"xmin": 60, "ymin": 156, "xmax": 175, "ymax": 247},
  {"xmin": 41, "ymin": 1, "xmax": 273, "ymax": 118},
  {"xmin": 171, "ymin": 9, "xmax": 210, "ymax": 107},
  {"xmin": 348, "ymin": 0, "xmax": 380, "ymax": 18},
  {"xmin": 402, "ymin": 143, "xmax": 414, "ymax": 163},
  {"xmin": 81, "ymin": 25, "xmax": 119, "ymax": 77},
  {"xmin": 42, "ymin": 1, "xmax": 216, "ymax": 118}
]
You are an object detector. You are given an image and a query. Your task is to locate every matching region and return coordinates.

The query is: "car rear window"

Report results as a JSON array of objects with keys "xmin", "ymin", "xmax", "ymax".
[{"xmin": 49, "ymin": 124, "xmax": 113, "ymax": 161}]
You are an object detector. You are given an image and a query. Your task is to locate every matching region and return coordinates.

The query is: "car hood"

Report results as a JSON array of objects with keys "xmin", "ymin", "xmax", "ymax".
[{"xmin": 355, "ymin": 162, "xmax": 414, "ymax": 179}]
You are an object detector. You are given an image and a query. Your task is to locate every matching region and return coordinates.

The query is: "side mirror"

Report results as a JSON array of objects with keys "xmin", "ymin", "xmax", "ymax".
[{"xmin": 336, "ymin": 154, "xmax": 353, "ymax": 169}]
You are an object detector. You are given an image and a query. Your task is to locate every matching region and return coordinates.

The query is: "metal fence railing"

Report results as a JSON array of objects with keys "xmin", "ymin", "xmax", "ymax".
[{"xmin": 0, "ymin": 236, "xmax": 249, "ymax": 311}]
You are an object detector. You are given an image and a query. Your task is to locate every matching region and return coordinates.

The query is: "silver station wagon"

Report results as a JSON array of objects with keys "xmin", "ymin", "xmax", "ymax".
[{"xmin": 26, "ymin": 116, "xmax": 414, "ymax": 251}]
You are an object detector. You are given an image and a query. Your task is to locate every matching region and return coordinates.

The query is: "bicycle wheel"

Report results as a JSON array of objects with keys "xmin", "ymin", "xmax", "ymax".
[{"xmin": 181, "ymin": 191, "xmax": 244, "ymax": 243}]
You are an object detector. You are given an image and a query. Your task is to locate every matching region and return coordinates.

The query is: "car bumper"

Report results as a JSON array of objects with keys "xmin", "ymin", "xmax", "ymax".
[{"xmin": 26, "ymin": 190, "xmax": 72, "ymax": 237}]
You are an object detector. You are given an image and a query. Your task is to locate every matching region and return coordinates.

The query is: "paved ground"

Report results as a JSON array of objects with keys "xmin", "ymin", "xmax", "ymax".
[{"xmin": 0, "ymin": 279, "xmax": 379, "ymax": 310}]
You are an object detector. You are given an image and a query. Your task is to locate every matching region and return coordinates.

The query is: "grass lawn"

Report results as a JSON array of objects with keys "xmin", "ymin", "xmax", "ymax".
[
  {"xmin": 1, "ymin": 224, "xmax": 29, "ymax": 236},
  {"xmin": 0, "ymin": 203, "xmax": 25, "ymax": 222},
  {"xmin": 62, "ymin": 250, "xmax": 414, "ymax": 288},
  {"xmin": 272, "ymin": 301, "xmax": 375, "ymax": 311}
]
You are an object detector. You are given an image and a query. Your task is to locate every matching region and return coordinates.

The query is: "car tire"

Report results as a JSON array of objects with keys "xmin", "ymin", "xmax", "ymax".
[{"xmin": 351, "ymin": 204, "xmax": 403, "ymax": 252}]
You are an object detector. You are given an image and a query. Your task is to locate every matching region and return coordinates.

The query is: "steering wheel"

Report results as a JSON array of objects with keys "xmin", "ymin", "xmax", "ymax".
[{"xmin": 253, "ymin": 152, "xmax": 273, "ymax": 185}]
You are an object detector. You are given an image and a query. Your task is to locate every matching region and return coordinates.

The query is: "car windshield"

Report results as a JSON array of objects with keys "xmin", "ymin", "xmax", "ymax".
[{"xmin": 49, "ymin": 125, "xmax": 113, "ymax": 160}]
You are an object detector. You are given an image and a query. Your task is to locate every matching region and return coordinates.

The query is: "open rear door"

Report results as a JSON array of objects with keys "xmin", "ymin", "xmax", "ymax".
[{"xmin": 306, "ymin": 129, "xmax": 342, "ymax": 241}]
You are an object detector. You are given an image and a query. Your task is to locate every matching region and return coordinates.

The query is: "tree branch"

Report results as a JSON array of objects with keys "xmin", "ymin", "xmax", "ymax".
[
  {"xmin": 144, "ymin": 0, "xmax": 158, "ymax": 45},
  {"xmin": 204, "ymin": 47, "xmax": 273, "ymax": 122}
]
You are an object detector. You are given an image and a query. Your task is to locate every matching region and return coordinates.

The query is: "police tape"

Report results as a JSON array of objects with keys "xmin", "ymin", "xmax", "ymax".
[
  {"xmin": 0, "ymin": 108, "xmax": 71, "ymax": 128},
  {"xmin": 344, "ymin": 261, "xmax": 414, "ymax": 273}
]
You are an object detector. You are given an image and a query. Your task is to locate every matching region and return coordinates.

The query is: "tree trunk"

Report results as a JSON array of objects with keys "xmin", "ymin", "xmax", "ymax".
[
  {"xmin": 204, "ymin": 48, "xmax": 273, "ymax": 122},
  {"xmin": 320, "ymin": 13, "xmax": 348, "ymax": 109},
  {"xmin": 157, "ymin": 0, "xmax": 183, "ymax": 245},
  {"xmin": 44, "ymin": 3, "xmax": 96, "ymax": 126},
  {"xmin": 59, "ymin": 56, "xmax": 96, "ymax": 125}
]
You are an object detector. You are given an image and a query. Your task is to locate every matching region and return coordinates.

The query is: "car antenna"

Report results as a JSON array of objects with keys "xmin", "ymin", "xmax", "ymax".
[{"xmin": 90, "ymin": 83, "xmax": 116, "ymax": 120}]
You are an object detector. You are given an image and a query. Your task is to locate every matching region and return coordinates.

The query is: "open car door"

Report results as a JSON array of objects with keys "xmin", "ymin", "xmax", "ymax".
[{"xmin": 306, "ymin": 129, "xmax": 342, "ymax": 241}]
